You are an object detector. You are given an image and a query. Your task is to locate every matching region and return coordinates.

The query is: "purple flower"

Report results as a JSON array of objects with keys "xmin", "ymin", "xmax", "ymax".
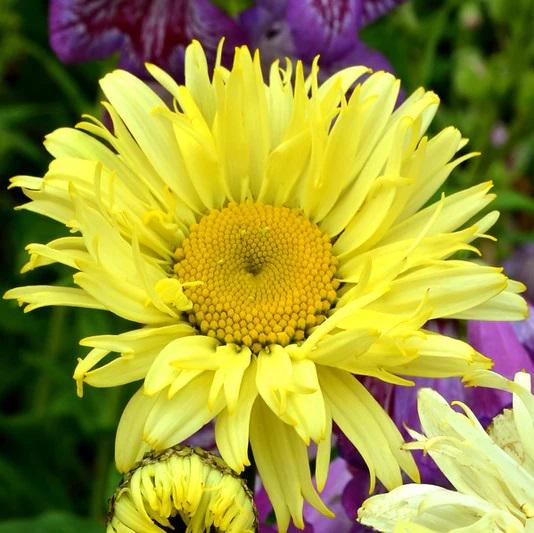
[
  {"xmin": 505, "ymin": 243, "xmax": 534, "ymax": 302},
  {"xmin": 466, "ymin": 307, "xmax": 534, "ymax": 415},
  {"xmin": 49, "ymin": 0, "xmax": 405, "ymax": 84},
  {"xmin": 503, "ymin": 243, "xmax": 534, "ymax": 355},
  {"xmin": 183, "ymin": 421, "xmax": 216, "ymax": 450},
  {"xmin": 513, "ymin": 302, "xmax": 534, "ymax": 356},
  {"xmin": 239, "ymin": 0, "xmax": 406, "ymax": 78},
  {"xmin": 48, "ymin": 0, "xmax": 245, "ymax": 81}
]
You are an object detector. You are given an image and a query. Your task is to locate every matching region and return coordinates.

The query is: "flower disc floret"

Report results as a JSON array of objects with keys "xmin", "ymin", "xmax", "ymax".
[{"xmin": 174, "ymin": 202, "xmax": 338, "ymax": 353}]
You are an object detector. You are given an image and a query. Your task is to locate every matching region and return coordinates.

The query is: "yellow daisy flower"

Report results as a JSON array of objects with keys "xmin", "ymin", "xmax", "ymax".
[
  {"xmin": 4, "ymin": 41, "xmax": 526, "ymax": 531},
  {"xmin": 107, "ymin": 445, "xmax": 257, "ymax": 533},
  {"xmin": 358, "ymin": 371, "xmax": 534, "ymax": 532}
]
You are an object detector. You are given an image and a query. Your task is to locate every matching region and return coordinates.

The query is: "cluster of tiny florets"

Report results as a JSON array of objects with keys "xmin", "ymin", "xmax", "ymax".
[{"xmin": 174, "ymin": 202, "xmax": 338, "ymax": 353}]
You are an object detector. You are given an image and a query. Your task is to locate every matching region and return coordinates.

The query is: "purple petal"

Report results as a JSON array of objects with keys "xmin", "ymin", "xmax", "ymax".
[
  {"xmin": 343, "ymin": 480, "xmax": 374, "ymax": 532},
  {"xmin": 239, "ymin": 1, "xmax": 296, "ymax": 68},
  {"xmin": 255, "ymin": 483, "xmax": 315, "ymax": 531},
  {"xmin": 325, "ymin": 43, "xmax": 404, "ymax": 96},
  {"xmin": 286, "ymin": 0, "xmax": 362, "ymax": 64},
  {"xmin": 303, "ymin": 458, "xmax": 354, "ymax": 531},
  {"xmin": 504, "ymin": 243, "xmax": 534, "ymax": 302},
  {"xmin": 512, "ymin": 303, "xmax": 534, "ymax": 356},
  {"xmin": 410, "ymin": 448, "xmax": 453, "ymax": 487},
  {"xmin": 183, "ymin": 421, "xmax": 216, "ymax": 450},
  {"xmin": 467, "ymin": 319, "xmax": 534, "ymax": 378},
  {"xmin": 341, "ymin": 469, "xmax": 391, "ymax": 531},
  {"xmin": 336, "ymin": 429, "xmax": 367, "ymax": 472},
  {"xmin": 392, "ymin": 377, "xmax": 465, "ymax": 435},
  {"xmin": 259, "ymin": 526, "xmax": 278, "ymax": 533},
  {"xmin": 255, "ymin": 458, "xmax": 354, "ymax": 531},
  {"xmin": 49, "ymin": 0, "xmax": 125, "ymax": 63},
  {"xmin": 188, "ymin": 0, "xmax": 247, "ymax": 67},
  {"xmin": 359, "ymin": 0, "xmax": 406, "ymax": 27},
  {"xmin": 361, "ymin": 377, "xmax": 395, "ymax": 411},
  {"xmin": 239, "ymin": 0, "xmax": 289, "ymax": 44},
  {"xmin": 254, "ymin": 483, "xmax": 273, "ymax": 524},
  {"xmin": 240, "ymin": 0, "xmax": 402, "ymax": 84},
  {"xmin": 318, "ymin": 38, "xmax": 396, "ymax": 78},
  {"xmin": 425, "ymin": 319, "xmax": 458, "ymax": 338},
  {"xmin": 467, "ymin": 319, "xmax": 534, "ymax": 419},
  {"xmin": 290, "ymin": 524, "xmax": 314, "ymax": 532},
  {"xmin": 342, "ymin": 469, "xmax": 373, "ymax": 521},
  {"xmin": 335, "ymin": 378, "xmax": 394, "ymax": 472},
  {"xmin": 49, "ymin": 0, "xmax": 245, "ymax": 80},
  {"xmin": 260, "ymin": 519, "xmax": 314, "ymax": 533}
]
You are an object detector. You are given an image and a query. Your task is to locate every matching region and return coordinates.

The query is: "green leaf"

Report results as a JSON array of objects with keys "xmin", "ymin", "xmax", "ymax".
[
  {"xmin": 516, "ymin": 70, "xmax": 534, "ymax": 116},
  {"xmin": 0, "ymin": 512, "xmax": 102, "ymax": 533},
  {"xmin": 492, "ymin": 190, "xmax": 534, "ymax": 213}
]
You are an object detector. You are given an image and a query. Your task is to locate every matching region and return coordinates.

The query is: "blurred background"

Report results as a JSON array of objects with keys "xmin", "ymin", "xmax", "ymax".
[{"xmin": 1, "ymin": 0, "xmax": 533, "ymax": 530}]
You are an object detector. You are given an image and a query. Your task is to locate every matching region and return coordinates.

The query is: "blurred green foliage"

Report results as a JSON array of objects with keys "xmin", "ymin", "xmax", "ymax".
[{"xmin": 0, "ymin": 0, "xmax": 533, "ymax": 531}]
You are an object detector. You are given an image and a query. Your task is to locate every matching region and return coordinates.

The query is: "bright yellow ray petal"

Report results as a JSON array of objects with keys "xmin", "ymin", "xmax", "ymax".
[
  {"xmin": 369, "ymin": 260, "xmax": 508, "ymax": 318},
  {"xmin": 21, "ymin": 237, "xmax": 88, "ymax": 272},
  {"xmin": 143, "ymin": 373, "xmax": 224, "ymax": 453},
  {"xmin": 75, "ymin": 325, "xmax": 194, "ymax": 390},
  {"xmin": 250, "ymin": 400, "xmax": 332, "ymax": 533},
  {"xmin": 74, "ymin": 267, "xmax": 172, "ymax": 324},
  {"xmin": 100, "ymin": 70, "xmax": 204, "ymax": 214},
  {"xmin": 144, "ymin": 335, "xmax": 219, "ymax": 395},
  {"xmin": 451, "ymin": 280, "xmax": 528, "ymax": 321},
  {"xmin": 210, "ymin": 345, "xmax": 251, "ymax": 412},
  {"xmin": 215, "ymin": 361, "xmax": 258, "ymax": 473},
  {"xmin": 380, "ymin": 182, "xmax": 494, "ymax": 244},
  {"xmin": 385, "ymin": 332, "xmax": 491, "ymax": 377},
  {"xmin": 44, "ymin": 127, "xmax": 155, "ymax": 205},
  {"xmin": 319, "ymin": 366, "xmax": 418, "ymax": 491},
  {"xmin": 4, "ymin": 285, "xmax": 105, "ymax": 312},
  {"xmin": 315, "ymin": 403, "xmax": 333, "ymax": 492},
  {"xmin": 115, "ymin": 387, "xmax": 160, "ymax": 473}
]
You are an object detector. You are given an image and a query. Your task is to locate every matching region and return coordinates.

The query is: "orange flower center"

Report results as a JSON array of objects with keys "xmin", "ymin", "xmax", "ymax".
[{"xmin": 174, "ymin": 203, "xmax": 338, "ymax": 353}]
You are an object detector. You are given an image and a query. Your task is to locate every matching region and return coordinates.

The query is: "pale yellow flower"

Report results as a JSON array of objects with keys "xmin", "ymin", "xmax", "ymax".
[
  {"xmin": 107, "ymin": 445, "xmax": 256, "ymax": 533},
  {"xmin": 4, "ymin": 40, "xmax": 526, "ymax": 531},
  {"xmin": 358, "ymin": 371, "xmax": 534, "ymax": 532}
]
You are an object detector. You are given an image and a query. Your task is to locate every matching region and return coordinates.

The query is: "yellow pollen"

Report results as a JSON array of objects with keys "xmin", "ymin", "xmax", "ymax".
[{"xmin": 174, "ymin": 203, "xmax": 338, "ymax": 353}]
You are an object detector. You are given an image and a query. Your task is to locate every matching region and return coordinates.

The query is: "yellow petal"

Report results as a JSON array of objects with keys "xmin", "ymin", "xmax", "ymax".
[
  {"xmin": 249, "ymin": 400, "xmax": 332, "ymax": 533},
  {"xmin": 319, "ymin": 366, "xmax": 418, "ymax": 491},
  {"xmin": 143, "ymin": 373, "xmax": 223, "ymax": 451},
  {"xmin": 115, "ymin": 387, "xmax": 160, "ymax": 472},
  {"xmin": 144, "ymin": 335, "xmax": 218, "ymax": 395},
  {"xmin": 215, "ymin": 360, "xmax": 258, "ymax": 473},
  {"xmin": 100, "ymin": 69, "xmax": 203, "ymax": 214},
  {"xmin": 3, "ymin": 285, "xmax": 105, "ymax": 312}
]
